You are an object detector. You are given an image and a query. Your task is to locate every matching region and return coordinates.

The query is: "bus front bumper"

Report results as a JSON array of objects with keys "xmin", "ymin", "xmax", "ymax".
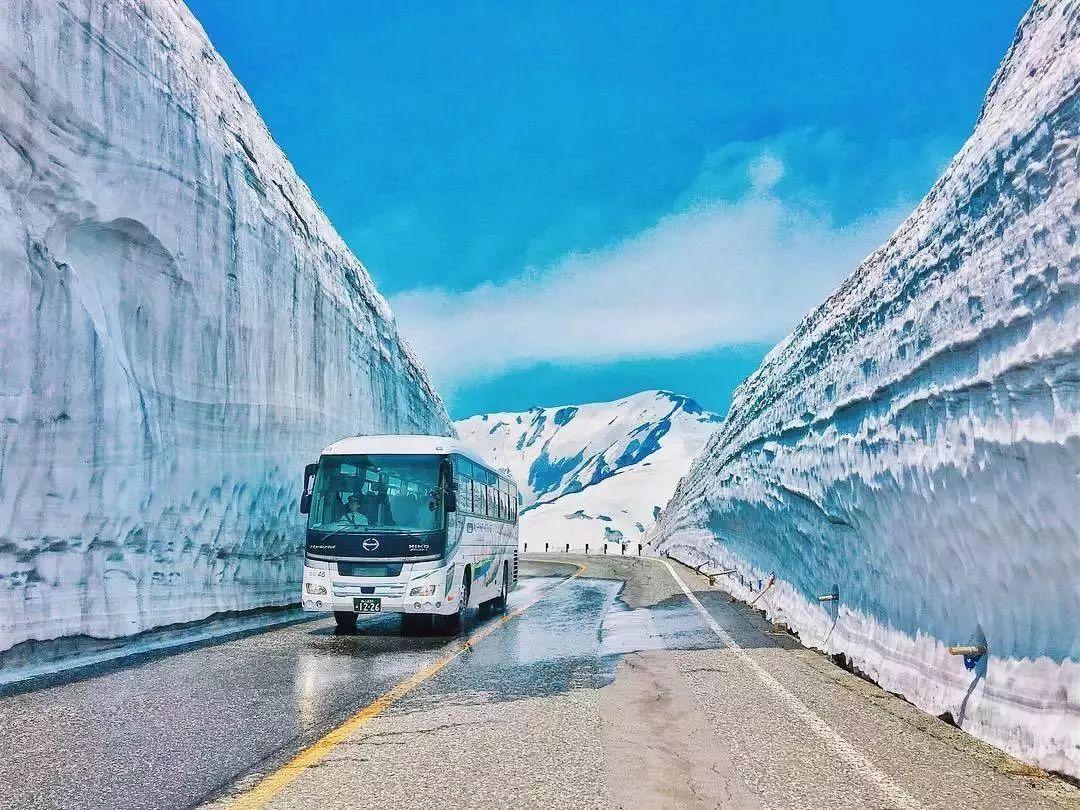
[{"xmin": 300, "ymin": 565, "xmax": 458, "ymax": 616}]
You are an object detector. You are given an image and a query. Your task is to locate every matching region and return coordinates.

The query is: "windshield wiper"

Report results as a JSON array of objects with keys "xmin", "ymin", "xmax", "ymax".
[
  {"xmin": 313, "ymin": 524, "xmax": 433, "ymax": 541},
  {"xmin": 312, "ymin": 522, "xmax": 371, "ymax": 544}
]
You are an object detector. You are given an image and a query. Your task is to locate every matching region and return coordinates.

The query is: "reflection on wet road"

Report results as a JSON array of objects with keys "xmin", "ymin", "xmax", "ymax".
[
  {"xmin": 0, "ymin": 556, "xmax": 1074, "ymax": 810},
  {"xmin": 0, "ymin": 566, "xmax": 660, "ymax": 810}
]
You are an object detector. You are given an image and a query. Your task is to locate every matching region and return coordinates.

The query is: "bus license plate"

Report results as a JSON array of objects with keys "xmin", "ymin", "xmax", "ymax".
[{"xmin": 353, "ymin": 597, "xmax": 381, "ymax": 613}]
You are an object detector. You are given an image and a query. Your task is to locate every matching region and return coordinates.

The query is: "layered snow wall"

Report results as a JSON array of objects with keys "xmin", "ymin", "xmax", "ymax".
[
  {"xmin": 655, "ymin": 1, "xmax": 1080, "ymax": 777},
  {"xmin": 0, "ymin": 0, "xmax": 452, "ymax": 657}
]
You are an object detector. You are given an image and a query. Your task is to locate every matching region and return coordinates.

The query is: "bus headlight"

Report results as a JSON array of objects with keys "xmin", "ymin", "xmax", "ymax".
[
  {"xmin": 409, "ymin": 583, "xmax": 438, "ymax": 597},
  {"xmin": 305, "ymin": 582, "xmax": 327, "ymax": 596}
]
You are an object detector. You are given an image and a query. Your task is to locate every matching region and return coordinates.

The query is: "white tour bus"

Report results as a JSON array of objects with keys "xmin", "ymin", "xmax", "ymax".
[{"xmin": 298, "ymin": 435, "xmax": 519, "ymax": 633}]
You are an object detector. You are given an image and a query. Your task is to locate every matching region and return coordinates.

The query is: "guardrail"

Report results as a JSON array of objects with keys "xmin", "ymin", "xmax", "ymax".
[{"xmin": 521, "ymin": 541, "xmax": 651, "ymax": 556}]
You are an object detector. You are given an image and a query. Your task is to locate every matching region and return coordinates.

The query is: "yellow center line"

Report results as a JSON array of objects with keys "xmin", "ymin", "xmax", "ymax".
[{"xmin": 226, "ymin": 563, "xmax": 587, "ymax": 810}]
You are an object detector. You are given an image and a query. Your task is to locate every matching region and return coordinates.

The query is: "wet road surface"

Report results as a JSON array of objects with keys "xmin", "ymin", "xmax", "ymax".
[{"xmin": 1, "ymin": 556, "xmax": 1077, "ymax": 809}]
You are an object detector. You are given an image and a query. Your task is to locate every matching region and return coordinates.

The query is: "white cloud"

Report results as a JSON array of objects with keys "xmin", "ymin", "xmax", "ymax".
[
  {"xmin": 391, "ymin": 169, "xmax": 904, "ymax": 393},
  {"xmin": 748, "ymin": 153, "xmax": 785, "ymax": 192}
]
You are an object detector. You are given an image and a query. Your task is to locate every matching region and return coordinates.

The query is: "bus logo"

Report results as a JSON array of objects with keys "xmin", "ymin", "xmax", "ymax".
[{"xmin": 362, "ymin": 537, "xmax": 379, "ymax": 551}]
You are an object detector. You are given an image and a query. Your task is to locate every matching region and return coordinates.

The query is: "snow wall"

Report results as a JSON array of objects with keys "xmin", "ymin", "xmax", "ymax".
[
  {"xmin": 0, "ymin": 0, "xmax": 453, "ymax": 657},
  {"xmin": 654, "ymin": 1, "xmax": 1080, "ymax": 777}
]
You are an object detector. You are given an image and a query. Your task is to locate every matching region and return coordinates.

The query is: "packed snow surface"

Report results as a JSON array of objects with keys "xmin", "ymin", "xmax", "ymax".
[
  {"xmin": 0, "ymin": 0, "xmax": 452, "ymax": 656},
  {"xmin": 456, "ymin": 390, "xmax": 720, "ymax": 550},
  {"xmin": 655, "ymin": 0, "xmax": 1080, "ymax": 776}
]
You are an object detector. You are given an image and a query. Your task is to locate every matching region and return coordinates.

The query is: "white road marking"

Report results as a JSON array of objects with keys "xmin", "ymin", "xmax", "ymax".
[{"xmin": 659, "ymin": 558, "xmax": 920, "ymax": 810}]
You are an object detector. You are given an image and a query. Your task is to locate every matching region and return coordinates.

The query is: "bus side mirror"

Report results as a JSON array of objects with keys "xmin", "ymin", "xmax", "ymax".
[
  {"xmin": 440, "ymin": 457, "xmax": 456, "ymax": 512},
  {"xmin": 299, "ymin": 462, "xmax": 318, "ymax": 515}
]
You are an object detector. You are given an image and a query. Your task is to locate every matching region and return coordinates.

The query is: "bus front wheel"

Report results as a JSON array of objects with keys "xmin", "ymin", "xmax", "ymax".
[
  {"xmin": 448, "ymin": 573, "xmax": 470, "ymax": 633},
  {"xmin": 334, "ymin": 611, "xmax": 357, "ymax": 634}
]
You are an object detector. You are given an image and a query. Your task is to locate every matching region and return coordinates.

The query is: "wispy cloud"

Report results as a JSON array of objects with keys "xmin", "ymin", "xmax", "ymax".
[
  {"xmin": 391, "ymin": 155, "xmax": 906, "ymax": 393},
  {"xmin": 748, "ymin": 153, "xmax": 785, "ymax": 193}
]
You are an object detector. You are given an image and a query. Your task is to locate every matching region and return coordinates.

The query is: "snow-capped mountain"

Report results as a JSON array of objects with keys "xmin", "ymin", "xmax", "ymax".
[
  {"xmin": 0, "ymin": 0, "xmax": 451, "ymax": 656},
  {"xmin": 456, "ymin": 391, "xmax": 721, "ymax": 550},
  {"xmin": 655, "ymin": 1, "xmax": 1080, "ymax": 777}
]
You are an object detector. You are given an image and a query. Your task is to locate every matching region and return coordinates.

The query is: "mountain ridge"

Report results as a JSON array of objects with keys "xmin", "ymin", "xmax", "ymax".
[{"xmin": 456, "ymin": 390, "xmax": 720, "ymax": 548}]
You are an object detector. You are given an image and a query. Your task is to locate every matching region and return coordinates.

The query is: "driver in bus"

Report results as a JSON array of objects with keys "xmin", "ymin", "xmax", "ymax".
[{"xmin": 343, "ymin": 494, "xmax": 370, "ymax": 527}]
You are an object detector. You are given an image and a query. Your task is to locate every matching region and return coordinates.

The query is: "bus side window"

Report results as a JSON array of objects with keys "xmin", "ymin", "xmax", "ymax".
[
  {"xmin": 475, "ymin": 481, "xmax": 487, "ymax": 517},
  {"xmin": 456, "ymin": 459, "xmax": 472, "ymax": 483},
  {"xmin": 458, "ymin": 475, "xmax": 469, "ymax": 514},
  {"xmin": 453, "ymin": 458, "xmax": 473, "ymax": 515}
]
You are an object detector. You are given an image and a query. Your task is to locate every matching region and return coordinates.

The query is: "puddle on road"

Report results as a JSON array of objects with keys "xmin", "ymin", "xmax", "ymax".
[
  {"xmin": 600, "ymin": 597, "xmax": 722, "ymax": 656},
  {"xmin": 388, "ymin": 572, "xmax": 725, "ymax": 710}
]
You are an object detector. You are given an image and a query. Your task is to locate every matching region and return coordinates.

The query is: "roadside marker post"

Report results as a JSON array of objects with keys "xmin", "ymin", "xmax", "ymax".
[
  {"xmin": 948, "ymin": 644, "xmax": 987, "ymax": 656},
  {"xmin": 748, "ymin": 575, "xmax": 776, "ymax": 607},
  {"xmin": 948, "ymin": 644, "xmax": 987, "ymax": 671}
]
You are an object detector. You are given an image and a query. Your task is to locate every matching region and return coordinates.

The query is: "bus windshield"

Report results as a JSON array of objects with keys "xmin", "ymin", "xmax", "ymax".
[{"xmin": 307, "ymin": 454, "xmax": 446, "ymax": 533}]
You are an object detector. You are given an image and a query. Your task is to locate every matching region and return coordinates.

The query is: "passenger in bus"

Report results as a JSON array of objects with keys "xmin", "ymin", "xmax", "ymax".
[
  {"xmin": 356, "ymin": 486, "xmax": 377, "ymax": 524},
  {"xmin": 359, "ymin": 482, "xmax": 392, "ymax": 526},
  {"xmin": 393, "ymin": 491, "xmax": 422, "ymax": 528}
]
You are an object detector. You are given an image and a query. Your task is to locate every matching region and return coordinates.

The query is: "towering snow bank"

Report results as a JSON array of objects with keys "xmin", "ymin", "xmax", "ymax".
[
  {"xmin": 457, "ymin": 391, "xmax": 720, "ymax": 550},
  {"xmin": 655, "ymin": 1, "xmax": 1080, "ymax": 776},
  {"xmin": 0, "ymin": 0, "xmax": 452, "ymax": 655}
]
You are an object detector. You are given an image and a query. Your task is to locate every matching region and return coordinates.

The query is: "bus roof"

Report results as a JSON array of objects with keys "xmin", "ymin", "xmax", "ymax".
[{"xmin": 319, "ymin": 434, "xmax": 501, "ymax": 479}]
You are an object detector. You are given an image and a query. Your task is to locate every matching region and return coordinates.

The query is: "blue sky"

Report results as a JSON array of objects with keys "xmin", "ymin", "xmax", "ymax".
[{"xmin": 188, "ymin": 0, "xmax": 1028, "ymax": 418}]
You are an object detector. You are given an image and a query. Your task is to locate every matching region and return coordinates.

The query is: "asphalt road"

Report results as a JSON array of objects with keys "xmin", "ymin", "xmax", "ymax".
[{"xmin": 0, "ymin": 555, "xmax": 1076, "ymax": 809}]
